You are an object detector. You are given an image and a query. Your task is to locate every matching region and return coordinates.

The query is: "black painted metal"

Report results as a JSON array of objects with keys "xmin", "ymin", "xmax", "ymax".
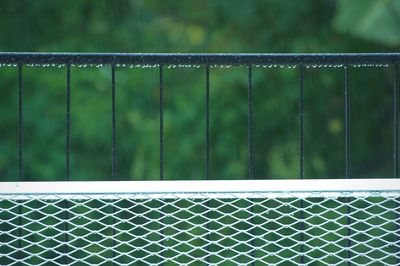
[
  {"xmin": 159, "ymin": 65, "xmax": 164, "ymax": 181},
  {"xmin": 65, "ymin": 64, "xmax": 71, "ymax": 181},
  {"xmin": 394, "ymin": 65, "xmax": 400, "ymax": 265},
  {"xmin": 248, "ymin": 65, "xmax": 253, "ymax": 180},
  {"xmin": 159, "ymin": 65, "xmax": 165, "ymax": 265},
  {"xmin": 299, "ymin": 67, "xmax": 305, "ymax": 179},
  {"xmin": 299, "ymin": 66, "xmax": 305, "ymax": 264},
  {"xmin": 205, "ymin": 65, "xmax": 210, "ymax": 180},
  {"xmin": 18, "ymin": 64, "xmax": 23, "ymax": 180},
  {"xmin": 394, "ymin": 65, "xmax": 399, "ymax": 179},
  {"xmin": 1, "ymin": 53, "xmax": 400, "ymax": 65},
  {"xmin": 345, "ymin": 66, "xmax": 350, "ymax": 179},
  {"xmin": 205, "ymin": 65, "xmax": 211, "ymax": 264},
  {"xmin": 111, "ymin": 64, "xmax": 117, "ymax": 181},
  {"xmin": 110, "ymin": 64, "xmax": 117, "ymax": 265},
  {"xmin": 64, "ymin": 64, "xmax": 71, "ymax": 264},
  {"xmin": 247, "ymin": 65, "xmax": 255, "ymax": 265},
  {"xmin": 344, "ymin": 66, "xmax": 352, "ymax": 265},
  {"xmin": 17, "ymin": 63, "xmax": 23, "ymax": 266}
]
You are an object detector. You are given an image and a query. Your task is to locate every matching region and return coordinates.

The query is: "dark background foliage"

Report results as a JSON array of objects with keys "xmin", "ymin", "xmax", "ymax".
[{"xmin": 1, "ymin": 0, "xmax": 400, "ymax": 181}]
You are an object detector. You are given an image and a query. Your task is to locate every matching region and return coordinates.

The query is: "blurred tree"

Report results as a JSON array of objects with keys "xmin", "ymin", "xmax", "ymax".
[
  {"xmin": 0, "ymin": 0, "xmax": 398, "ymax": 182},
  {"xmin": 334, "ymin": 0, "xmax": 400, "ymax": 46}
]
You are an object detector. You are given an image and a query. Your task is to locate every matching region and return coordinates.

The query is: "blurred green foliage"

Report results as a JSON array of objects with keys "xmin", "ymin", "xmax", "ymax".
[
  {"xmin": 1, "ymin": 1, "xmax": 400, "ymax": 265},
  {"xmin": 0, "ymin": 0, "xmax": 400, "ymax": 181},
  {"xmin": 334, "ymin": 0, "xmax": 400, "ymax": 46}
]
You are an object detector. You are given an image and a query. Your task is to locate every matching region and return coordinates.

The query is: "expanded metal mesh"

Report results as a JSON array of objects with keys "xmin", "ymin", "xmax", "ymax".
[
  {"xmin": 1, "ymin": 190, "xmax": 399, "ymax": 265},
  {"xmin": 1, "ymin": 53, "xmax": 400, "ymax": 265}
]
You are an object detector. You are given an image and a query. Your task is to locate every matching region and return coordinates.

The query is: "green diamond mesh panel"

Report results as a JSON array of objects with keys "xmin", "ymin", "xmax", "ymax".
[{"xmin": 0, "ymin": 190, "xmax": 399, "ymax": 265}]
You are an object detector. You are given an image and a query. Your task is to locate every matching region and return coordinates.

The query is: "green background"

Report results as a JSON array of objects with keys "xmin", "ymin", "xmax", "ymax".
[
  {"xmin": 1, "ymin": 0, "xmax": 400, "ymax": 181},
  {"xmin": 0, "ymin": 1, "xmax": 400, "ymax": 265}
]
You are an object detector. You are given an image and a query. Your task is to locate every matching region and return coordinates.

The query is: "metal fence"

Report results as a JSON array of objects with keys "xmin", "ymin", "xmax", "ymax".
[{"xmin": 0, "ymin": 53, "xmax": 400, "ymax": 265}]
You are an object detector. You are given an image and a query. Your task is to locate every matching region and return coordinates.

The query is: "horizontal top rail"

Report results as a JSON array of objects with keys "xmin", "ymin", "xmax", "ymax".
[
  {"xmin": 1, "ymin": 53, "xmax": 400, "ymax": 65},
  {"xmin": 1, "ymin": 179, "xmax": 399, "ymax": 200},
  {"xmin": 1, "ymin": 179, "xmax": 399, "ymax": 195}
]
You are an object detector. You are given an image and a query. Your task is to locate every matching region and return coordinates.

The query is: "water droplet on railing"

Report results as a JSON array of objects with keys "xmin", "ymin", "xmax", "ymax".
[{"xmin": 0, "ymin": 61, "xmax": 394, "ymax": 70}]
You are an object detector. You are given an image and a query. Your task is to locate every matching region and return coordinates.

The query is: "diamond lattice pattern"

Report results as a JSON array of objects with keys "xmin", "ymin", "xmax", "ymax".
[{"xmin": 0, "ymin": 192, "xmax": 399, "ymax": 265}]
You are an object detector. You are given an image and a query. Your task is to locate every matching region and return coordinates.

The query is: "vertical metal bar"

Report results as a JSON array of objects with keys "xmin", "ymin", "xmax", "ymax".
[
  {"xmin": 247, "ymin": 65, "xmax": 255, "ymax": 265},
  {"xmin": 394, "ymin": 64, "xmax": 398, "ymax": 178},
  {"xmin": 17, "ymin": 63, "xmax": 23, "ymax": 265},
  {"xmin": 64, "ymin": 64, "xmax": 71, "ymax": 264},
  {"xmin": 160, "ymin": 65, "xmax": 164, "ymax": 181},
  {"xmin": 344, "ymin": 65, "xmax": 352, "ymax": 265},
  {"xmin": 66, "ymin": 64, "xmax": 71, "ymax": 181},
  {"xmin": 111, "ymin": 64, "xmax": 116, "ymax": 264},
  {"xmin": 159, "ymin": 65, "xmax": 165, "ymax": 265},
  {"xmin": 111, "ymin": 64, "xmax": 116, "ymax": 181},
  {"xmin": 206, "ymin": 65, "xmax": 210, "ymax": 180},
  {"xmin": 299, "ymin": 66, "xmax": 305, "ymax": 264},
  {"xmin": 205, "ymin": 65, "xmax": 211, "ymax": 264},
  {"xmin": 345, "ymin": 66, "xmax": 350, "ymax": 180},
  {"xmin": 18, "ymin": 64, "xmax": 23, "ymax": 180},
  {"xmin": 248, "ymin": 65, "xmax": 254, "ymax": 180},
  {"xmin": 393, "ymin": 64, "xmax": 399, "ymax": 264},
  {"xmin": 299, "ymin": 66, "xmax": 304, "ymax": 180}
]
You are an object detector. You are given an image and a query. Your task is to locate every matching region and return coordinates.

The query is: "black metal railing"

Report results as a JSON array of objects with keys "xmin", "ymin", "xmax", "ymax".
[
  {"xmin": 1, "ymin": 52, "xmax": 400, "ymax": 65},
  {"xmin": 1, "ymin": 52, "xmax": 400, "ymax": 265},
  {"xmin": 2, "ymin": 52, "xmax": 400, "ymax": 181}
]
